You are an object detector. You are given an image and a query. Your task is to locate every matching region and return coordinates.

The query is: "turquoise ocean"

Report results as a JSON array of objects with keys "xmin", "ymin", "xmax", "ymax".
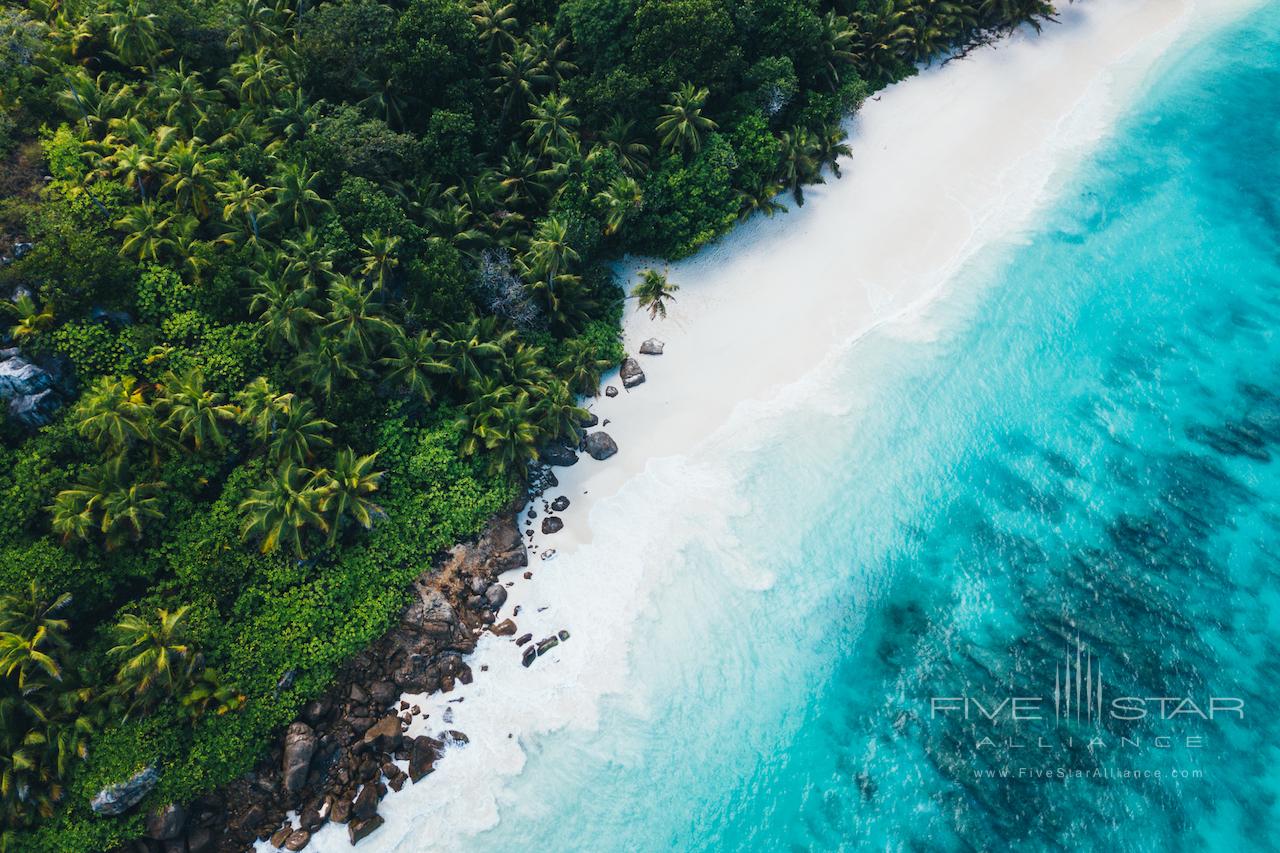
[{"xmin": 462, "ymin": 5, "xmax": 1280, "ymax": 851}]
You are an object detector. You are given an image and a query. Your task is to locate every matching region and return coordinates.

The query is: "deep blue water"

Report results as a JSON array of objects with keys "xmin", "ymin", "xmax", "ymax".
[{"xmin": 468, "ymin": 6, "xmax": 1280, "ymax": 851}]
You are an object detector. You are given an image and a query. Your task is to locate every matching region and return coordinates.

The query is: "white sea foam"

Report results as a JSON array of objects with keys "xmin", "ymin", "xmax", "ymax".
[{"xmin": 285, "ymin": 1, "xmax": 1267, "ymax": 849}]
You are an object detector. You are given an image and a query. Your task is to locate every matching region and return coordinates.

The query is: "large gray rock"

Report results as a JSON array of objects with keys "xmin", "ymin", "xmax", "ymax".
[
  {"xmin": 10, "ymin": 388, "xmax": 60, "ymax": 427},
  {"xmin": 620, "ymin": 357, "xmax": 645, "ymax": 388},
  {"xmin": 540, "ymin": 443, "xmax": 579, "ymax": 467},
  {"xmin": 90, "ymin": 765, "xmax": 160, "ymax": 816},
  {"xmin": 145, "ymin": 802, "xmax": 186, "ymax": 840},
  {"xmin": 283, "ymin": 722, "xmax": 317, "ymax": 795},
  {"xmin": 0, "ymin": 355, "xmax": 52, "ymax": 398},
  {"xmin": 639, "ymin": 338, "xmax": 664, "ymax": 355},
  {"xmin": 484, "ymin": 583, "xmax": 507, "ymax": 610},
  {"xmin": 584, "ymin": 432, "xmax": 618, "ymax": 460}
]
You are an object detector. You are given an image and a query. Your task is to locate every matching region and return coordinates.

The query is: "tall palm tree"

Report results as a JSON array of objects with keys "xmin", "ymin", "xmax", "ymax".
[
  {"xmin": 272, "ymin": 161, "xmax": 329, "ymax": 229},
  {"xmin": 74, "ymin": 376, "xmax": 152, "ymax": 453},
  {"xmin": 249, "ymin": 275, "xmax": 321, "ymax": 351},
  {"xmin": 523, "ymin": 215, "xmax": 580, "ymax": 290},
  {"xmin": 217, "ymin": 172, "xmax": 270, "ymax": 242},
  {"xmin": 656, "ymin": 84, "xmax": 717, "ymax": 157},
  {"xmin": 101, "ymin": 0, "xmax": 160, "ymax": 67},
  {"xmin": 442, "ymin": 320, "xmax": 509, "ymax": 389},
  {"xmin": 266, "ymin": 396, "xmax": 334, "ymax": 463},
  {"xmin": 226, "ymin": 0, "xmax": 288, "ymax": 52},
  {"xmin": 230, "ymin": 49, "xmax": 287, "ymax": 107},
  {"xmin": 281, "ymin": 229, "xmax": 339, "ymax": 289},
  {"xmin": 323, "ymin": 277, "xmax": 393, "ymax": 361},
  {"xmin": 527, "ymin": 23, "xmax": 577, "ymax": 84},
  {"xmin": 108, "ymin": 143, "xmax": 158, "ymax": 199},
  {"xmin": 599, "ymin": 116, "xmax": 651, "ymax": 176},
  {"xmin": 471, "ymin": 0, "xmax": 519, "ymax": 58},
  {"xmin": 736, "ymin": 180, "xmax": 787, "ymax": 221},
  {"xmin": 594, "ymin": 175, "xmax": 643, "ymax": 236},
  {"xmin": 379, "ymin": 329, "xmax": 451, "ymax": 404},
  {"xmin": 291, "ymin": 337, "xmax": 363, "ymax": 401},
  {"xmin": 239, "ymin": 462, "xmax": 330, "ymax": 556},
  {"xmin": 157, "ymin": 64, "xmax": 215, "ymax": 134},
  {"xmin": 115, "ymin": 202, "xmax": 176, "ymax": 262},
  {"xmin": 359, "ymin": 231, "xmax": 401, "ymax": 290},
  {"xmin": 524, "ymin": 93, "xmax": 579, "ymax": 158},
  {"xmin": 459, "ymin": 387, "xmax": 540, "ymax": 475},
  {"xmin": 778, "ymin": 127, "xmax": 824, "ymax": 205},
  {"xmin": 493, "ymin": 42, "xmax": 547, "ymax": 125},
  {"xmin": 51, "ymin": 458, "xmax": 165, "ymax": 549},
  {"xmin": 316, "ymin": 449, "xmax": 384, "ymax": 545},
  {"xmin": 557, "ymin": 337, "xmax": 614, "ymax": 396},
  {"xmin": 160, "ymin": 139, "xmax": 221, "ymax": 219},
  {"xmin": 157, "ymin": 368, "xmax": 238, "ymax": 452},
  {"xmin": 630, "ymin": 268, "xmax": 679, "ymax": 320},
  {"xmin": 107, "ymin": 607, "xmax": 193, "ymax": 711},
  {"xmin": 234, "ymin": 377, "xmax": 286, "ymax": 443},
  {"xmin": 818, "ymin": 11, "xmax": 859, "ymax": 91}
]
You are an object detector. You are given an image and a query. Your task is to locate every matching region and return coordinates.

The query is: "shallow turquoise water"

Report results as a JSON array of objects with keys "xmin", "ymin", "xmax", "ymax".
[{"xmin": 474, "ymin": 7, "xmax": 1280, "ymax": 851}]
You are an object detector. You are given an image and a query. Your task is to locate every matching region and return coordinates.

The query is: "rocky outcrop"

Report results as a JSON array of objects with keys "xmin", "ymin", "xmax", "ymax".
[
  {"xmin": 620, "ymin": 357, "xmax": 645, "ymax": 388},
  {"xmin": 163, "ymin": 512, "xmax": 529, "ymax": 852},
  {"xmin": 550, "ymin": 496, "xmax": 570, "ymax": 512},
  {"xmin": 584, "ymin": 432, "xmax": 618, "ymax": 460},
  {"xmin": 540, "ymin": 443, "xmax": 579, "ymax": 467},
  {"xmin": 540, "ymin": 516, "xmax": 563, "ymax": 534},
  {"xmin": 639, "ymin": 338, "xmax": 664, "ymax": 355},
  {"xmin": 91, "ymin": 765, "xmax": 160, "ymax": 816},
  {"xmin": 605, "ymin": 385, "xmax": 619, "ymax": 397}
]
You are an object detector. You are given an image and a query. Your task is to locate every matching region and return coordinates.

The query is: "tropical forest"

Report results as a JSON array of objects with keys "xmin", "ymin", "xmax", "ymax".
[{"xmin": 0, "ymin": 0, "xmax": 1054, "ymax": 847}]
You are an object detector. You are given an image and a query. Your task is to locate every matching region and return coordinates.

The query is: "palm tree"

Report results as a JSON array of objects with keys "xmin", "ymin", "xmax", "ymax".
[
  {"xmin": 656, "ymin": 84, "xmax": 717, "ymax": 157},
  {"xmin": 736, "ymin": 180, "xmax": 787, "ymax": 221},
  {"xmin": 359, "ymin": 231, "xmax": 401, "ymax": 290},
  {"xmin": 379, "ymin": 329, "xmax": 451, "ymax": 404},
  {"xmin": 599, "ymin": 116, "xmax": 651, "ymax": 176},
  {"xmin": 226, "ymin": 0, "xmax": 288, "ymax": 52},
  {"xmin": 107, "ymin": 607, "xmax": 193, "ymax": 711},
  {"xmin": 101, "ymin": 0, "xmax": 160, "ymax": 67},
  {"xmin": 159, "ymin": 139, "xmax": 221, "ymax": 219},
  {"xmin": 459, "ymin": 387, "xmax": 540, "ymax": 475},
  {"xmin": 631, "ymin": 268, "xmax": 679, "ymax": 320},
  {"xmin": 267, "ymin": 396, "xmax": 333, "ymax": 463},
  {"xmin": 51, "ymin": 457, "xmax": 165, "ymax": 549},
  {"xmin": 816, "ymin": 122, "xmax": 853, "ymax": 177},
  {"xmin": 472, "ymin": 0, "xmax": 519, "ymax": 58},
  {"xmin": 594, "ymin": 175, "xmax": 643, "ymax": 236},
  {"xmin": 323, "ymin": 277, "xmax": 393, "ymax": 361},
  {"xmin": 115, "ymin": 202, "xmax": 176, "ymax": 262},
  {"xmin": 556, "ymin": 337, "xmax": 614, "ymax": 396},
  {"xmin": 230, "ymin": 49, "xmax": 287, "ymax": 107},
  {"xmin": 291, "ymin": 337, "xmax": 363, "ymax": 401},
  {"xmin": 249, "ymin": 275, "xmax": 321, "ymax": 351},
  {"xmin": 74, "ymin": 376, "xmax": 153, "ymax": 453},
  {"xmin": 239, "ymin": 462, "xmax": 330, "ymax": 556},
  {"xmin": 180, "ymin": 668, "xmax": 245, "ymax": 719},
  {"xmin": 157, "ymin": 64, "xmax": 215, "ymax": 134},
  {"xmin": 442, "ymin": 320, "xmax": 508, "ymax": 388},
  {"xmin": 818, "ymin": 11, "xmax": 859, "ymax": 91},
  {"xmin": 316, "ymin": 449, "xmax": 383, "ymax": 545},
  {"xmin": 157, "ymin": 368, "xmax": 238, "ymax": 452},
  {"xmin": 281, "ymin": 229, "xmax": 339, "ymax": 289},
  {"xmin": 0, "ymin": 584, "xmax": 71, "ymax": 651},
  {"xmin": 272, "ymin": 161, "xmax": 329, "ymax": 229},
  {"xmin": 493, "ymin": 42, "xmax": 547, "ymax": 125},
  {"xmin": 4, "ymin": 294, "xmax": 54, "ymax": 343},
  {"xmin": 777, "ymin": 127, "xmax": 823, "ymax": 205},
  {"xmin": 535, "ymin": 379, "xmax": 589, "ymax": 446},
  {"xmin": 527, "ymin": 23, "xmax": 576, "ymax": 84},
  {"xmin": 524, "ymin": 94, "xmax": 579, "ymax": 158},
  {"xmin": 108, "ymin": 143, "xmax": 158, "ymax": 199},
  {"xmin": 523, "ymin": 215, "xmax": 580, "ymax": 290},
  {"xmin": 217, "ymin": 172, "xmax": 270, "ymax": 242}
]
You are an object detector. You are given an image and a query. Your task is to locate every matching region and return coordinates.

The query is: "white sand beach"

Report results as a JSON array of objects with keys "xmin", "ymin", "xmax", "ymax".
[{"xmin": 294, "ymin": 0, "xmax": 1262, "ymax": 848}]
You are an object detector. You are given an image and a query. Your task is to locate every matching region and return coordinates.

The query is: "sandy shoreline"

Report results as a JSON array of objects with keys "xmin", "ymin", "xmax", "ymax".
[{"xmin": 295, "ymin": 0, "xmax": 1261, "ymax": 848}]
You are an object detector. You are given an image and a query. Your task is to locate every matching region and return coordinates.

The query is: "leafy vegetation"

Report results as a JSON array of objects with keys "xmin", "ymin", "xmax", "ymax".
[{"xmin": 0, "ymin": 0, "xmax": 1057, "ymax": 845}]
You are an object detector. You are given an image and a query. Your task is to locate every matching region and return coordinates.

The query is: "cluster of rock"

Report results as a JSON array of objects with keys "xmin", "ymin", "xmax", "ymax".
[{"xmin": 106, "ymin": 510, "xmax": 530, "ymax": 853}]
